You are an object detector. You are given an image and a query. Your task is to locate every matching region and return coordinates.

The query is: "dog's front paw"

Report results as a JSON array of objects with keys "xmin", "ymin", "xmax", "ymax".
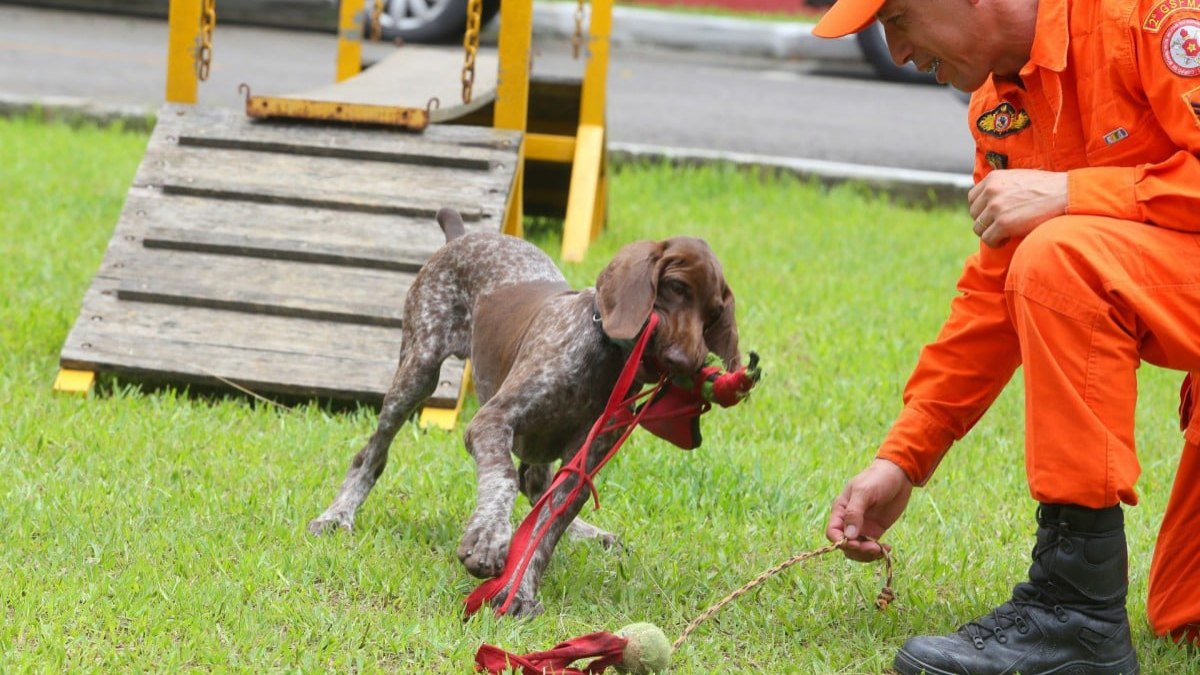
[
  {"xmin": 567, "ymin": 517, "xmax": 621, "ymax": 551},
  {"xmin": 307, "ymin": 511, "xmax": 353, "ymax": 535},
  {"xmin": 458, "ymin": 518, "xmax": 511, "ymax": 578},
  {"xmin": 597, "ymin": 531, "xmax": 622, "ymax": 551}
]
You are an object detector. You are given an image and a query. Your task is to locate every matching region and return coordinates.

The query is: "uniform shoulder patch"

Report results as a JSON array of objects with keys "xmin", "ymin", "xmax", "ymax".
[
  {"xmin": 1162, "ymin": 18, "xmax": 1200, "ymax": 76},
  {"xmin": 976, "ymin": 102, "xmax": 1031, "ymax": 138},
  {"xmin": 1143, "ymin": 0, "xmax": 1200, "ymax": 32}
]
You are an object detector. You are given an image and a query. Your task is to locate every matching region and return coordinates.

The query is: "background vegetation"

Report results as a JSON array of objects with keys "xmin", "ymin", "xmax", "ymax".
[{"xmin": 2, "ymin": 117, "xmax": 1193, "ymax": 672}]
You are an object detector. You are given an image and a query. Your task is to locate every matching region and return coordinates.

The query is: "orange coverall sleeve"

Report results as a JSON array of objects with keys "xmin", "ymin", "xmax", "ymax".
[
  {"xmin": 876, "ymin": 222, "xmax": 1024, "ymax": 486},
  {"xmin": 1066, "ymin": 21, "xmax": 1200, "ymax": 228}
]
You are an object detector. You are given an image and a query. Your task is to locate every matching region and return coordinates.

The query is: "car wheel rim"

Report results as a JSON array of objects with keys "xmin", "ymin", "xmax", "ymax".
[{"xmin": 383, "ymin": 0, "xmax": 455, "ymax": 30}]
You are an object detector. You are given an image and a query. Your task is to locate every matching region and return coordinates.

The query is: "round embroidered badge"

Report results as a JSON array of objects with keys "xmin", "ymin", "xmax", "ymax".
[{"xmin": 1162, "ymin": 18, "xmax": 1200, "ymax": 77}]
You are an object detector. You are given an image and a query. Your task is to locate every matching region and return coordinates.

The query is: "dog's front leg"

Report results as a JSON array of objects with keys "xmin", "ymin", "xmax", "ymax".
[
  {"xmin": 458, "ymin": 406, "xmax": 520, "ymax": 581},
  {"xmin": 495, "ymin": 433, "xmax": 622, "ymax": 617},
  {"xmin": 520, "ymin": 462, "xmax": 620, "ymax": 549}
]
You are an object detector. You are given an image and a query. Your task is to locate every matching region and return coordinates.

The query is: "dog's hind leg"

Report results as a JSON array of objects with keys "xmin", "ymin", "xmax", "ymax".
[{"xmin": 307, "ymin": 340, "xmax": 453, "ymax": 535}]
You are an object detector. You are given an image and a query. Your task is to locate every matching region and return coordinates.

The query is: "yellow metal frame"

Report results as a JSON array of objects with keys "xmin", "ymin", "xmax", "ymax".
[
  {"xmin": 165, "ymin": 0, "xmax": 202, "ymax": 103},
  {"xmin": 242, "ymin": 94, "xmax": 429, "ymax": 129},
  {"xmin": 418, "ymin": 361, "xmax": 473, "ymax": 430},
  {"xmin": 53, "ymin": 369, "xmax": 95, "ymax": 396},
  {"xmin": 336, "ymin": 0, "xmax": 366, "ymax": 82},
  {"xmin": 492, "ymin": 0, "xmax": 534, "ymax": 238},
  {"xmin": 522, "ymin": 0, "xmax": 613, "ymax": 262}
]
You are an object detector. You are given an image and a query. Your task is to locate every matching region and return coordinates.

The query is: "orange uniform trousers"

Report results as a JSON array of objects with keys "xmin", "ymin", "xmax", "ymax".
[{"xmin": 1005, "ymin": 213, "xmax": 1200, "ymax": 638}]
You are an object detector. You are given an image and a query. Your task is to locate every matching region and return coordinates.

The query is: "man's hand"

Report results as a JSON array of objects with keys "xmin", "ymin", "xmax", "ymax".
[
  {"xmin": 968, "ymin": 169, "xmax": 1068, "ymax": 248},
  {"xmin": 825, "ymin": 458, "xmax": 914, "ymax": 562}
]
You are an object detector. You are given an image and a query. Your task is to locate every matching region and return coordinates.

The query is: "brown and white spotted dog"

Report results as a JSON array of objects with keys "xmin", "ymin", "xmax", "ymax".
[{"xmin": 308, "ymin": 208, "xmax": 742, "ymax": 616}]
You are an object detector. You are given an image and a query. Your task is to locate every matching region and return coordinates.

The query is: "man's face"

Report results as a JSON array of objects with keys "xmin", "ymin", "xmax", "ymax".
[{"xmin": 876, "ymin": 0, "xmax": 993, "ymax": 92}]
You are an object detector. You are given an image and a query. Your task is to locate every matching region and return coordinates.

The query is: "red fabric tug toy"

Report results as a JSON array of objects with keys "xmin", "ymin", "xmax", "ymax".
[
  {"xmin": 475, "ymin": 623, "xmax": 671, "ymax": 675},
  {"xmin": 637, "ymin": 351, "xmax": 761, "ymax": 450}
]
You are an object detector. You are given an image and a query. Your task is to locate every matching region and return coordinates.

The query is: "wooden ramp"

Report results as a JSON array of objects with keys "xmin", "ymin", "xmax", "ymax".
[{"xmin": 58, "ymin": 104, "xmax": 520, "ymax": 416}]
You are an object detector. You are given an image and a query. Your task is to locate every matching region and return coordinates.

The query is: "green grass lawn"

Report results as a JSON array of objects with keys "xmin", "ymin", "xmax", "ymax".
[{"xmin": 2, "ymin": 116, "xmax": 1196, "ymax": 673}]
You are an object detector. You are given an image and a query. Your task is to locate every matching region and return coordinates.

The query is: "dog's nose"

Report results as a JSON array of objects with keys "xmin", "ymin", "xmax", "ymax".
[{"xmin": 660, "ymin": 344, "xmax": 702, "ymax": 376}]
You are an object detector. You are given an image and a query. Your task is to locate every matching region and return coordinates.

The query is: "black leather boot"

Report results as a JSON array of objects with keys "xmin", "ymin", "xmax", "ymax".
[{"xmin": 894, "ymin": 504, "xmax": 1139, "ymax": 675}]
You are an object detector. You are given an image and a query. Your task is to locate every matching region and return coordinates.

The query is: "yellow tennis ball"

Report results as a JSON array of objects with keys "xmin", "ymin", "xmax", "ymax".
[{"xmin": 615, "ymin": 622, "xmax": 672, "ymax": 674}]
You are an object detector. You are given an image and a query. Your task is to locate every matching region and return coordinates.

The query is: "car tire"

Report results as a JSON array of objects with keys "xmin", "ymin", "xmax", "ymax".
[
  {"xmin": 376, "ymin": 0, "xmax": 501, "ymax": 43},
  {"xmin": 855, "ymin": 21, "xmax": 939, "ymax": 86}
]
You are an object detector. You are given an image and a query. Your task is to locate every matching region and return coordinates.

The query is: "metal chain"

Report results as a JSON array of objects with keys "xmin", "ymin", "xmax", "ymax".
[
  {"xmin": 461, "ymin": 0, "xmax": 483, "ymax": 103},
  {"xmin": 572, "ymin": 0, "xmax": 586, "ymax": 59},
  {"xmin": 369, "ymin": 0, "xmax": 384, "ymax": 42},
  {"xmin": 195, "ymin": 0, "xmax": 217, "ymax": 81}
]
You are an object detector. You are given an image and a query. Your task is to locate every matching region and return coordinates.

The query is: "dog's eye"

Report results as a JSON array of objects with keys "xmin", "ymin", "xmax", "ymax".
[{"xmin": 662, "ymin": 279, "xmax": 690, "ymax": 298}]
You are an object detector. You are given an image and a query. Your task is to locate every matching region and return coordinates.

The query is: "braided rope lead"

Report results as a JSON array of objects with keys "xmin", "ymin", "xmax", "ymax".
[{"xmin": 672, "ymin": 537, "xmax": 895, "ymax": 652}]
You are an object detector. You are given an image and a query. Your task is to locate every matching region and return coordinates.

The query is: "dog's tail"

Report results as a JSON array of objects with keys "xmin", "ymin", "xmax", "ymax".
[{"xmin": 436, "ymin": 207, "xmax": 467, "ymax": 243}]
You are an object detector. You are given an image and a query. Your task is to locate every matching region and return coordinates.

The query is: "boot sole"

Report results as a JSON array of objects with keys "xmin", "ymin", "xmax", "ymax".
[{"xmin": 894, "ymin": 649, "xmax": 1141, "ymax": 675}]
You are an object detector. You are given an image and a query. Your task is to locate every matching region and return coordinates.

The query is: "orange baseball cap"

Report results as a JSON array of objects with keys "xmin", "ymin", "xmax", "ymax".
[{"xmin": 811, "ymin": 0, "xmax": 886, "ymax": 38}]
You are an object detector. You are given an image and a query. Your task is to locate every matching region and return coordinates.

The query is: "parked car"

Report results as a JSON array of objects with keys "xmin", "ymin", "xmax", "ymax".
[
  {"xmin": 372, "ymin": 0, "xmax": 499, "ymax": 43},
  {"xmin": 802, "ymin": 0, "xmax": 937, "ymax": 85},
  {"xmin": 1, "ymin": 0, "xmax": 494, "ymax": 43}
]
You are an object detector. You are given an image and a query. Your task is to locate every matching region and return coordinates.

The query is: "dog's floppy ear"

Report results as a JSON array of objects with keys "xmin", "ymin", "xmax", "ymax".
[
  {"xmin": 705, "ymin": 281, "xmax": 740, "ymax": 370},
  {"xmin": 595, "ymin": 240, "xmax": 663, "ymax": 341}
]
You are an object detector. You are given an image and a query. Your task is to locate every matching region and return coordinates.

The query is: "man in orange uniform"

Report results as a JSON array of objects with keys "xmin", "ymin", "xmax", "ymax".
[{"xmin": 812, "ymin": 0, "xmax": 1200, "ymax": 672}]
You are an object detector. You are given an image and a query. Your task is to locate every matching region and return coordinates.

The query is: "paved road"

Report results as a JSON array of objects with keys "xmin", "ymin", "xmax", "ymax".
[{"xmin": 0, "ymin": 5, "xmax": 975, "ymax": 174}]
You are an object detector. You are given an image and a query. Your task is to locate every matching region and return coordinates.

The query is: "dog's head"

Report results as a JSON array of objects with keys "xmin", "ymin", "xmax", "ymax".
[{"xmin": 595, "ymin": 237, "xmax": 739, "ymax": 379}]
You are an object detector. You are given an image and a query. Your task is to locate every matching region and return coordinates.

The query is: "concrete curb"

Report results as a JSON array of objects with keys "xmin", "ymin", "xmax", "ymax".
[
  {"xmin": 610, "ymin": 143, "xmax": 971, "ymax": 204},
  {"xmin": 2, "ymin": 93, "xmax": 971, "ymax": 205},
  {"xmin": 0, "ymin": 93, "xmax": 157, "ymax": 132}
]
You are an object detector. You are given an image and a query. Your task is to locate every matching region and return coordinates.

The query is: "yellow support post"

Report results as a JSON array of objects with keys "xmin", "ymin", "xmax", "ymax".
[
  {"xmin": 591, "ymin": 145, "xmax": 609, "ymax": 241},
  {"xmin": 419, "ymin": 361, "xmax": 473, "ymax": 430},
  {"xmin": 165, "ymin": 0, "xmax": 203, "ymax": 103},
  {"xmin": 494, "ymin": 0, "xmax": 534, "ymax": 238},
  {"xmin": 560, "ymin": 0, "xmax": 613, "ymax": 261},
  {"xmin": 336, "ymin": 0, "xmax": 366, "ymax": 82},
  {"xmin": 525, "ymin": 133, "xmax": 576, "ymax": 163},
  {"xmin": 53, "ymin": 369, "xmax": 95, "ymax": 397},
  {"xmin": 577, "ymin": 0, "xmax": 612, "ymax": 128},
  {"xmin": 560, "ymin": 124, "xmax": 605, "ymax": 261}
]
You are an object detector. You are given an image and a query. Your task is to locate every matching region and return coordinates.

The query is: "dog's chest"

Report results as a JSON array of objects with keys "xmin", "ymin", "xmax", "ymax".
[{"xmin": 509, "ymin": 357, "xmax": 626, "ymax": 463}]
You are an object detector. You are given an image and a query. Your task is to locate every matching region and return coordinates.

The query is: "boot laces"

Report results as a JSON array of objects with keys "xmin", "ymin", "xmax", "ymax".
[
  {"xmin": 962, "ymin": 521, "xmax": 1070, "ymax": 650},
  {"xmin": 962, "ymin": 601, "xmax": 1034, "ymax": 649}
]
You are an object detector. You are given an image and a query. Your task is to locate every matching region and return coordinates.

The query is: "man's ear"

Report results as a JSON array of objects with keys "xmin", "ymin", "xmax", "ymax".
[{"xmin": 595, "ymin": 240, "xmax": 663, "ymax": 341}]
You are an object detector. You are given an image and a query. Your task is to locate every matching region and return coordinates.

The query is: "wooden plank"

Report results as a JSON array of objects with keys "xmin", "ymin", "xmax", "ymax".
[
  {"xmin": 109, "ymin": 239, "xmax": 414, "ymax": 327},
  {"xmin": 156, "ymin": 104, "xmax": 520, "ymax": 168},
  {"xmin": 61, "ymin": 278, "xmax": 465, "ymax": 405},
  {"xmin": 135, "ymin": 144, "xmax": 512, "ymax": 222},
  {"xmin": 140, "ymin": 225, "xmax": 429, "ymax": 272},
  {"xmin": 124, "ymin": 190, "xmax": 451, "ymax": 272}
]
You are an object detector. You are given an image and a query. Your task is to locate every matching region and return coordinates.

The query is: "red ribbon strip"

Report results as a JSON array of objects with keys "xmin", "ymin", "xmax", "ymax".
[{"xmin": 474, "ymin": 631, "xmax": 628, "ymax": 674}]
